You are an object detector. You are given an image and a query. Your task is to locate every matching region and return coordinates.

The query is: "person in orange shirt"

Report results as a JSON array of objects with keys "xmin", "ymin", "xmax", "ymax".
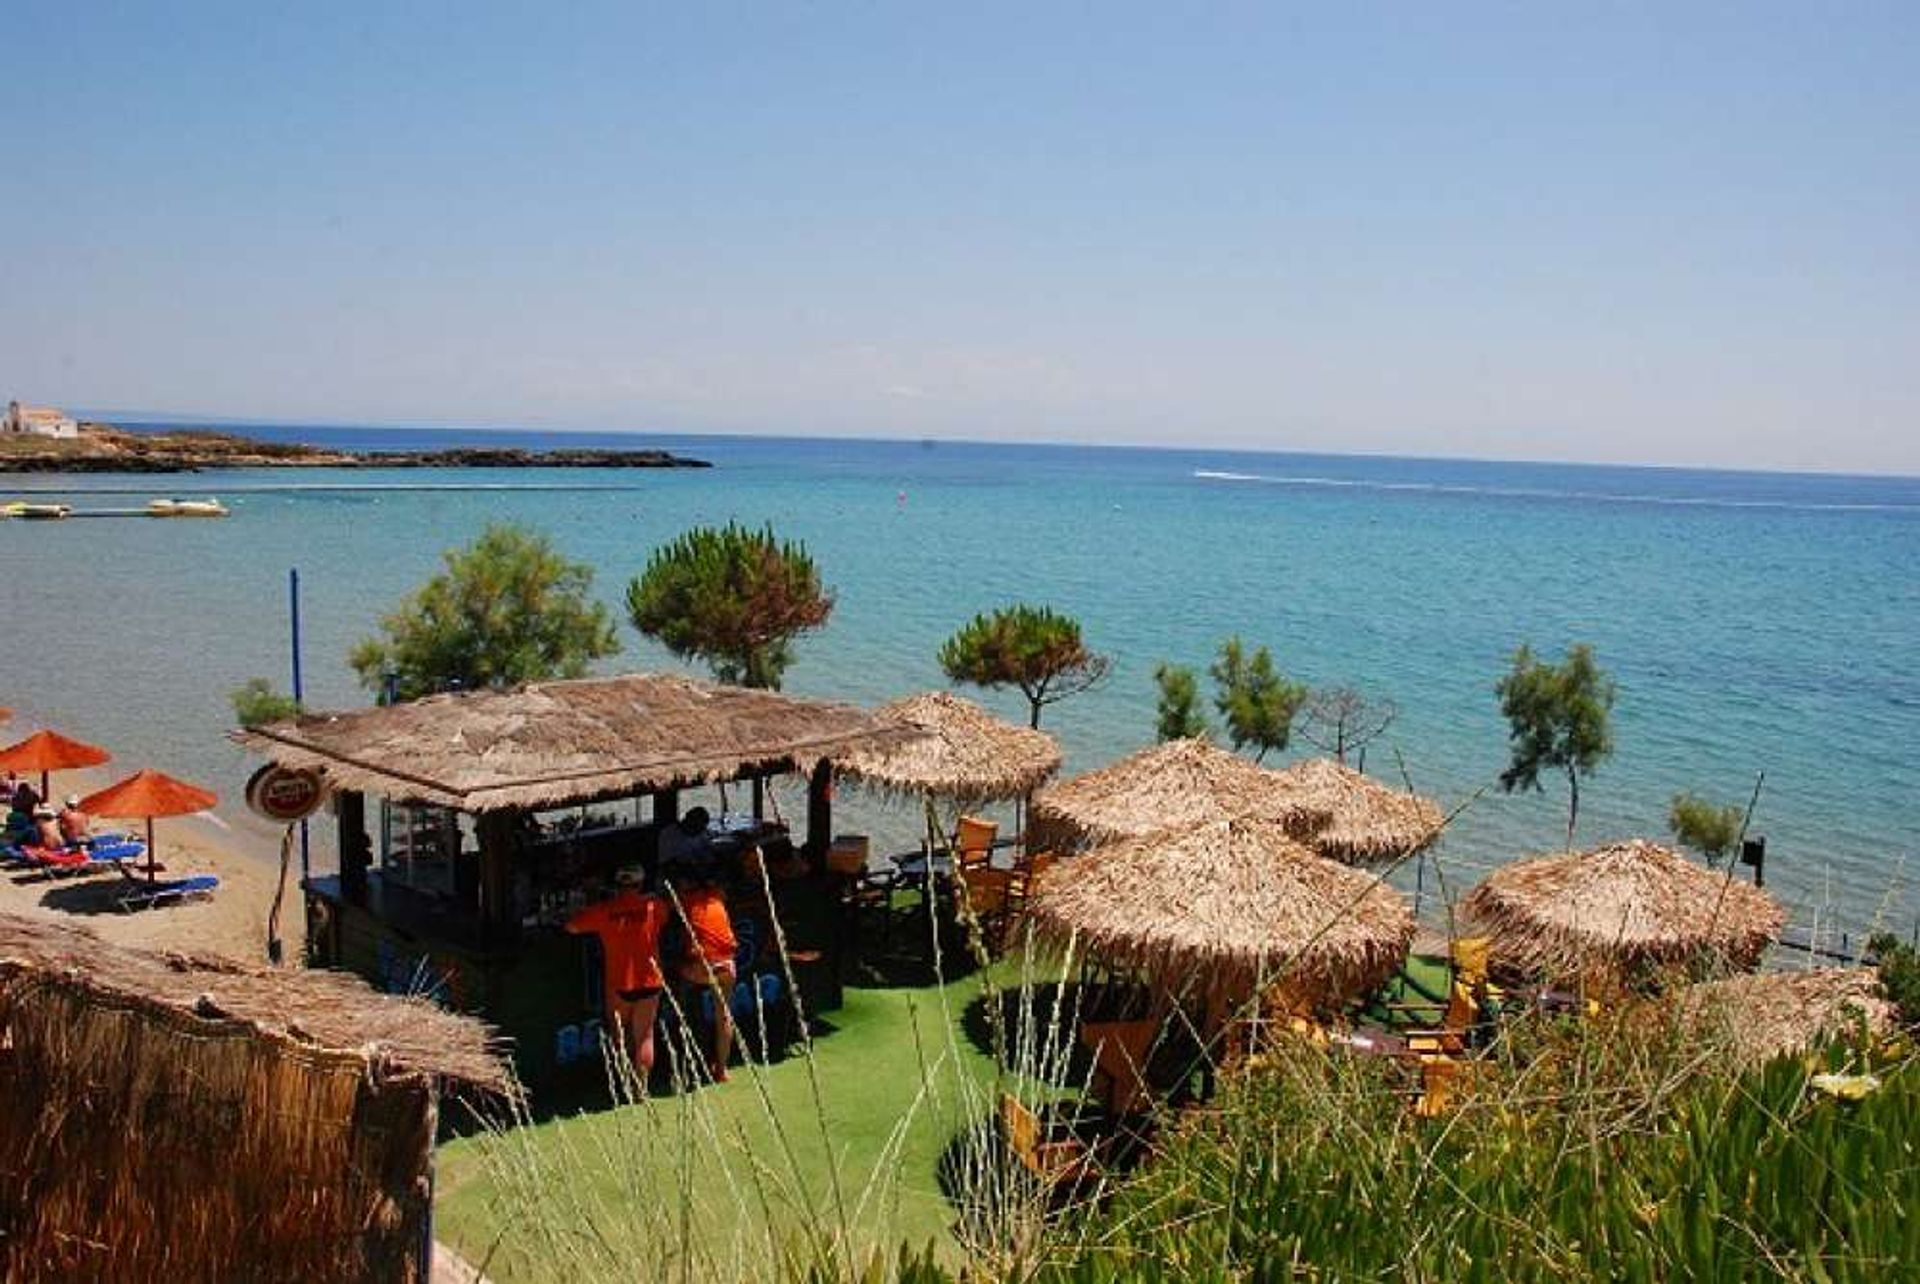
[
  {"xmin": 567, "ymin": 866, "xmax": 669, "ymax": 1078},
  {"xmin": 670, "ymin": 871, "xmax": 739, "ymax": 1083}
]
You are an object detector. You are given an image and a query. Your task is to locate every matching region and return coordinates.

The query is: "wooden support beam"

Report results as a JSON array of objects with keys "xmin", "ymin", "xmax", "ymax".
[
  {"xmin": 337, "ymin": 790, "xmax": 370, "ymax": 905},
  {"xmin": 477, "ymin": 811, "xmax": 519, "ymax": 943},
  {"xmin": 804, "ymin": 760, "xmax": 833, "ymax": 868}
]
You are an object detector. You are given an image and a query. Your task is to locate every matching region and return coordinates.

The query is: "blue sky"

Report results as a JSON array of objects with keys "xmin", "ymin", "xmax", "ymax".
[{"xmin": 3, "ymin": 3, "xmax": 1915, "ymax": 472}]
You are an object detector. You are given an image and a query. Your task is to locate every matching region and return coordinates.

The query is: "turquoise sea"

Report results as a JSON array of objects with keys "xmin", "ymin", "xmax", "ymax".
[{"xmin": 5, "ymin": 428, "xmax": 1916, "ymax": 946}]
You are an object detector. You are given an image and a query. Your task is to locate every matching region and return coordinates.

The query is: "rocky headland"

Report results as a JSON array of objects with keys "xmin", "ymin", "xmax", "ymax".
[{"xmin": 0, "ymin": 424, "xmax": 711, "ymax": 473}]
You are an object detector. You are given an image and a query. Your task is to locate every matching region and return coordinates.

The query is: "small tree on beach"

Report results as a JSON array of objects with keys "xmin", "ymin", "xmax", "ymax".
[
  {"xmin": 1495, "ymin": 642, "xmax": 1616, "ymax": 849},
  {"xmin": 351, "ymin": 523, "xmax": 619, "ymax": 700},
  {"xmin": 1299, "ymin": 686, "xmax": 1398, "ymax": 765},
  {"xmin": 1210, "ymin": 637, "xmax": 1309, "ymax": 763},
  {"xmin": 229, "ymin": 678, "xmax": 301, "ymax": 729},
  {"xmin": 625, "ymin": 522, "xmax": 834, "ymax": 690},
  {"xmin": 1668, "ymin": 792, "xmax": 1745, "ymax": 867},
  {"xmin": 1153, "ymin": 663, "xmax": 1210, "ymax": 741},
  {"xmin": 939, "ymin": 604, "xmax": 1109, "ymax": 729}
]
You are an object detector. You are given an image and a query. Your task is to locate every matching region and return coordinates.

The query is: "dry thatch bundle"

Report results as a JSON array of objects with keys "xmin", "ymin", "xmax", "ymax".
[
  {"xmin": 235, "ymin": 671, "xmax": 920, "ymax": 812},
  {"xmin": 0, "ymin": 912, "xmax": 507, "ymax": 1281},
  {"xmin": 1666, "ymin": 967, "xmax": 1896, "ymax": 1067},
  {"xmin": 1028, "ymin": 739, "xmax": 1331, "ymax": 851},
  {"xmin": 1029, "ymin": 815, "xmax": 1416, "ymax": 1007},
  {"xmin": 0, "ymin": 912, "xmax": 507, "ymax": 1091},
  {"xmin": 1266, "ymin": 758, "xmax": 1444, "ymax": 865},
  {"xmin": 1463, "ymin": 839, "xmax": 1785, "ymax": 978},
  {"xmin": 833, "ymin": 690, "xmax": 1062, "ymax": 802}
]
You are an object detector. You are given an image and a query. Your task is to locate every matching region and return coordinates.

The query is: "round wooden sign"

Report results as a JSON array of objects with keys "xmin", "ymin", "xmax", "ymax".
[{"xmin": 245, "ymin": 764, "xmax": 328, "ymax": 823}]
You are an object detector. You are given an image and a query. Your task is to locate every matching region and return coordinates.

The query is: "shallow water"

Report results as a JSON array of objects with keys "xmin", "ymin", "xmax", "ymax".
[{"xmin": 4, "ymin": 429, "xmax": 1915, "ymax": 943}]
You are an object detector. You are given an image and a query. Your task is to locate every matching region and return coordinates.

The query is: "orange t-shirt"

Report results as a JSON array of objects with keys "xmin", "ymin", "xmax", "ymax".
[
  {"xmin": 681, "ymin": 888, "xmax": 738, "ymax": 967},
  {"xmin": 567, "ymin": 890, "xmax": 667, "ymax": 992}
]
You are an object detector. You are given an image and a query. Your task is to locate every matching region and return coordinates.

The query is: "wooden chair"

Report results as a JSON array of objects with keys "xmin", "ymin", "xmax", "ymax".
[
  {"xmin": 999, "ymin": 1093, "xmax": 1098, "ymax": 1191},
  {"xmin": 955, "ymin": 815, "xmax": 998, "ymax": 871},
  {"xmin": 1080, "ymin": 1017, "xmax": 1159, "ymax": 1117},
  {"xmin": 1004, "ymin": 850, "xmax": 1052, "ymax": 919},
  {"xmin": 960, "ymin": 849, "xmax": 1054, "ymax": 952},
  {"xmin": 1413, "ymin": 1057, "xmax": 1465, "ymax": 1119}
]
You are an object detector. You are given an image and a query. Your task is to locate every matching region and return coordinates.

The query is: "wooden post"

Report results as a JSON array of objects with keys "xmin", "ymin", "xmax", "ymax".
[
  {"xmin": 650, "ymin": 790, "xmax": 679, "ymax": 826},
  {"xmin": 477, "ymin": 810, "xmax": 518, "ymax": 943},
  {"xmin": 804, "ymin": 760, "xmax": 833, "ymax": 868},
  {"xmin": 337, "ymin": 790, "xmax": 370, "ymax": 905}
]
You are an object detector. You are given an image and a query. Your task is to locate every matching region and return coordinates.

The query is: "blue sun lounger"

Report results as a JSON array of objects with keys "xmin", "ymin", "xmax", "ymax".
[{"xmin": 116, "ymin": 873, "xmax": 219, "ymax": 911}]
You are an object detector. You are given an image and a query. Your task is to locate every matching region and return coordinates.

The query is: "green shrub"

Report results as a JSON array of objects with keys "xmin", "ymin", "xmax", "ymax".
[{"xmin": 1031, "ymin": 1019, "xmax": 1915, "ymax": 1283}]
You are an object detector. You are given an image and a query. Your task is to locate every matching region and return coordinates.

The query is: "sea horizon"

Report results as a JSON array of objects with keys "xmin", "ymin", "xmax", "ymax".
[{"xmin": 78, "ymin": 412, "xmax": 1920, "ymax": 485}]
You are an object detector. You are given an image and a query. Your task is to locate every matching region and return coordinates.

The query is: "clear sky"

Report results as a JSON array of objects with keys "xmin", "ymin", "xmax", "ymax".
[{"xmin": 3, "ymin": 4, "xmax": 1916, "ymax": 472}]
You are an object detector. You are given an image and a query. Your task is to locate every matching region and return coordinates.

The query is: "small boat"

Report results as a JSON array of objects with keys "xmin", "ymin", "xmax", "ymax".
[
  {"xmin": 14, "ymin": 503, "xmax": 72, "ymax": 520},
  {"xmin": 147, "ymin": 498, "xmax": 229, "ymax": 518}
]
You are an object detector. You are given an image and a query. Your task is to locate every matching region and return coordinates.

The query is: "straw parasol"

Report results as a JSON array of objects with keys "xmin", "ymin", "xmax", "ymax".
[
  {"xmin": 835, "ymin": 691, "xmax": 1062, "ymax": 803},
  {"xmin": 0, "ymin": 728, "xmax": 111, "ymax": 799},
  {"xmin": 79, "ymin": 769, "xmax": 218, "ymax": 883},
  {"xmin": 1029, "ymin": 815, "xmax": 1417, "ymax": 1008},
  {"xmin": 1463, "ymin": 839, "xmax": 1785, "ymax": 978},
  {"xmin": 1028, "ymin": 739, "xmax": 1331, "ymax": 851},
  {"xmin": 1667, "ymin": 967, "xmax": 1896, "ymax": 1067},
  {"xmin": 1267, "ymin": 757, "xmax": 1444, "ymax": 865}
]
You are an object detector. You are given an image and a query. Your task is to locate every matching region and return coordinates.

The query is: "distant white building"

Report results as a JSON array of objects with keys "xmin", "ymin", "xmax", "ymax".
[{"xmin": 4, "ymin": 401, "xmax": 79, "ymax": 439}]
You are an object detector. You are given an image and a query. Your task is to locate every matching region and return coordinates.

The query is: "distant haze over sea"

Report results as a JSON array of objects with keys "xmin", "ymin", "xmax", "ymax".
[{"xmin": 7, "ymin": 425, "xmax": 1916, "ymax": 944}]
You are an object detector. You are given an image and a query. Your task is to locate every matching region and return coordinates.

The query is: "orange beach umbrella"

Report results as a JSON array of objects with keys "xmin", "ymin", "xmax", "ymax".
[
  {"xmin": 79, "ymin": 769, "xmax": 217, "ymax": 883},
  {"xmin": 0, "ymin": 729, "xmax": 112, "ymax": 799}
]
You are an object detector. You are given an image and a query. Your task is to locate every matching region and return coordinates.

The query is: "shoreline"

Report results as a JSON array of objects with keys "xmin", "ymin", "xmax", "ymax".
[{"xmin": 0, "ymin": 423, "xmax": 711, "ymax": 474}]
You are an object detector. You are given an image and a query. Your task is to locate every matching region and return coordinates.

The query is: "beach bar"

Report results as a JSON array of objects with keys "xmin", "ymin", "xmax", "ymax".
[{"xmin": 236, "ymin": 673, "xmax": 916, "ymax": 1084}]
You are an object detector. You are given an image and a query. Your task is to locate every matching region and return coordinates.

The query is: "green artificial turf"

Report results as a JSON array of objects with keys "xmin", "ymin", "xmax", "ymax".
[{"xmin": 434, "ymin": 964, "xmax": 1008, "ymax": 1281}]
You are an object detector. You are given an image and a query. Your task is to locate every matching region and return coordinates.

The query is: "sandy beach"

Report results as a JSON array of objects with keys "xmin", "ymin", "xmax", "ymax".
[{"xmin": 3, "ymin": 754, "xmax": 301, "ymax": 965}]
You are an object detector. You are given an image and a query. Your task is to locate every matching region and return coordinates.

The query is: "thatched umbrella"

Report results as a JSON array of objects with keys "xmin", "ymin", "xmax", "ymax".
[
  {"xmin": 0, "ymin": 728, "xmax": 111, "ymax": 800},
  {"xmin": 1667, "ymin": 967, "xmax": 1896, "ymax": 1067},
  {"xmin": 79, "ymin": 769, "xmax": 218, "ymax": 884},
  {"xmin": 1463, "ymin": 839, "xmax": 1785, "ymax": 978},
  {"xmin": 1029, "ymin": 815, "xmax": 1416, "ymax": 1011},
  {"xmin": 835, "ymin": 691, "xmax": 1061, "ymax": 803},
  {"xmin": 1267, "ymin": 758, "xmax": 1444, "ymax": 866},
  {"xmin": 1028, "ymin": 739, "xmax": 1330, "ymax": 851}
]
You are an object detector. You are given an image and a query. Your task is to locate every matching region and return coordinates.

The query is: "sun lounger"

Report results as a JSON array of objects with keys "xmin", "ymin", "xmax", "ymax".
[
  {"xmin": 116, "ymin": 873, "xmax": 219, "ymax": 911},
  {"xmin": 17, "ymin": 845, "xmax": 106, "ymax": 877}
]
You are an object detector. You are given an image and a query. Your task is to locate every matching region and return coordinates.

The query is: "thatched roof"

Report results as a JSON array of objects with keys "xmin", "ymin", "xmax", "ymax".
[
  {"xmin": 1463, "ymin": 839, "xmax": 1786, "ymax": 976},
  {"xmin": 0, "ymin": 911, "xmax": 508, "ymax": 1095},
  {"xmin": 1667, "ymin": 967, "xmax": 1897, "ymax": 1066},
  {"xmin": 1028, "ymin": 739, "xmax": 1331, "ymax": 850},
  {"xmin": 833, "ymin": 691, "xmax": 1062, "ymax": 802},
  {"xmin": 1267, "ymin": 758, "xmax": 1444, "ymax": 865},
  {"xmin": 1029, "ymin": 815, "xmax": 1416, "ymax": 1005},
  {"xmin": 234, "ymin": 672, "xmax": 919, "ymax": 812}
]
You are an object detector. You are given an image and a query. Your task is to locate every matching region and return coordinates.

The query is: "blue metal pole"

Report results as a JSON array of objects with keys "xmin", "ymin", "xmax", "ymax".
[{"xmin": 290, "ymin": 568, "xmax": 310, "ymax": 882}]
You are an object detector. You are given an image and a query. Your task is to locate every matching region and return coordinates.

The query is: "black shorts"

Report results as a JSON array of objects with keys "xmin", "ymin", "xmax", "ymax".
[{"xmin": 614, "ymin": 986, "xmax": 663, "ymax": 1003}]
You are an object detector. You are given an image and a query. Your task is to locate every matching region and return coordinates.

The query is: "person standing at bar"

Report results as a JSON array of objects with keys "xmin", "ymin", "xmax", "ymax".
[
  {"xmin": 567, "ymin": 866, "xmax": 669, "ymax": 1079},
  {"xmin": 668, "ymin": 864, "xmax": 738, "ymax": 1083}
]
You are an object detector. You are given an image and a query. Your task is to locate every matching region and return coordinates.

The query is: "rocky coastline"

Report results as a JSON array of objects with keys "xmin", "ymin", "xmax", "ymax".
[{"xmin": 0, "ymin": 425, "xmax": 711, "ymax": 473}]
